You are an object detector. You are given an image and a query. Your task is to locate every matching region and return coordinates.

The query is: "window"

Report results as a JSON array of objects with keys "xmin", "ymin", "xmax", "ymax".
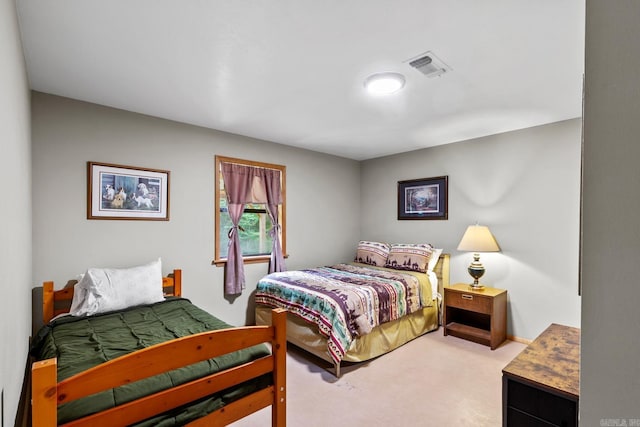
[
  {"xmin": 214, "ymin": 156, "xmax": 286, "ymax": 266},
  {"xmin": 218, "ymin": 200, "xmax": 273, "ymax": 258}
]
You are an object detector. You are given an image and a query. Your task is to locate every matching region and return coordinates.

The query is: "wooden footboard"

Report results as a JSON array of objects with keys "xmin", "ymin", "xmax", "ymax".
[{"xmin": 32, "ymin": 307, "xmax": 287, "ymax": 427}]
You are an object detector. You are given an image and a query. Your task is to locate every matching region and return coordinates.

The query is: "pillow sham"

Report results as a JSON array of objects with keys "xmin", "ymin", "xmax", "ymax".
[
  {"xmin": 354, "ymin": 241, "xmax": 391, "ymax": 267},
  {"xmin": 69, "ymin": 258, "xmax": 164, "ymax": 317},
  {"xmin": 384, "ymin": 243, "xmax": 434, "ymax": 273}
]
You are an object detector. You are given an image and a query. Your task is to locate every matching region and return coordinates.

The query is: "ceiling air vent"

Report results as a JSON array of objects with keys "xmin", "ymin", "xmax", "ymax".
[{"xmin": 406, "ymin": 51, "xmax": 451, "ymax": 78}]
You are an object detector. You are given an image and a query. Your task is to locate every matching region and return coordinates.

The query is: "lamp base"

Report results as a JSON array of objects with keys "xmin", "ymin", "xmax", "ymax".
[
  {"xmin": 468, "ymin": 283, "xmax": 485, "ymax": 290},
  {"xmin": 467, "ymin": 253, "xmax": 486, "ymax": 290}
]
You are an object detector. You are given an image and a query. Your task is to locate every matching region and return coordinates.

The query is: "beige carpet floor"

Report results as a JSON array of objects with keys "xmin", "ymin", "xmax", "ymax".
[{"xmin": 231, "ymin": 329, "xmax": 526, "ymax": 426}]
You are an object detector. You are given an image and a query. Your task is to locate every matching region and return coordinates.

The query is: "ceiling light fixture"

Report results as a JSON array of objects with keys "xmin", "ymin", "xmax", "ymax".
[{"xmin": 364, "ymin": 72, "xmax": 405, "ymax": 95}]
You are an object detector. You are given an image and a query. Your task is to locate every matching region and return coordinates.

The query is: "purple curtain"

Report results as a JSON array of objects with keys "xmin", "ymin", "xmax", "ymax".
[
  {"xmin": 221, "ymin": 162, "xmax": 285, "ymax": 295},
  {"xmin": 221, "ymin": 163, "xmax": 258, "ymax": 295},
  {"xmin": 263, "ymin": 168, "xmax": 286, "ymax": 273}
]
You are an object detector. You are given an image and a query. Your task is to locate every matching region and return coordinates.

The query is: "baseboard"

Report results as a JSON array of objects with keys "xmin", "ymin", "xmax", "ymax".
[{"xmin": 508, "ymin": 335, "xmax": 532, "ymax": 345}]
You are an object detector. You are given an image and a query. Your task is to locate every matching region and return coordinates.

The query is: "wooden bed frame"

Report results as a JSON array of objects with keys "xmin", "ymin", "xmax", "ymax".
[
  {"xmin": 255, "ymin": 254, "xmax": 450, "ymax": 377},
  {"xmin": 31, "ymin": 269, "xmax": 287, "ymax": 427}
]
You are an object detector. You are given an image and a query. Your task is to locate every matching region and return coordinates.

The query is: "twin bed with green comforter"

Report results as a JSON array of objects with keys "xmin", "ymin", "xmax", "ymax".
[{"xmin": 30, "ymin": 266, "xmax": 286, "ymax": 427}]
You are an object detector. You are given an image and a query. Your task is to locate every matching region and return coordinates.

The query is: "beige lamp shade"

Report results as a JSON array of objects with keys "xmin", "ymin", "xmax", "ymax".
[{"xmin": 457, "ymin": 225, "xmax": 500, "ymax": 252}]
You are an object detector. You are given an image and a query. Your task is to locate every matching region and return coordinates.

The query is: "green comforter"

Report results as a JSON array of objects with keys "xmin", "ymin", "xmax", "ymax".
[{"xmin": 31, "ymin": 298, "xmax": 271, "ymax": 426}]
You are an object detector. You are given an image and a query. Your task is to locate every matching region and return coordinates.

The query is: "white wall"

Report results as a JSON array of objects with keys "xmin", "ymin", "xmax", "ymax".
[
  {"xmin": 361, "ymin": 119, "xmax": 582, "ymax": 340},
  {"xmin": 0, "ymin": 0, "xmax": 31, "ymax": 424},
  {"xmin": 31, "ymin": 92, "xmax": 361, "ymax": 327},
  {"xmin": 581, "ymin": 1, "xmax": 640, "ymax": 423}
]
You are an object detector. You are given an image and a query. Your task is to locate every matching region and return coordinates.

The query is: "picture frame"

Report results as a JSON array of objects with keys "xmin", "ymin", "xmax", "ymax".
[
  {"xmin": 87, "ymin": 162, "xmax": 170, "ymax": 220},
  {"xmin": 397, "ymin": 175, "xmax": 448, "ymax": 220}
]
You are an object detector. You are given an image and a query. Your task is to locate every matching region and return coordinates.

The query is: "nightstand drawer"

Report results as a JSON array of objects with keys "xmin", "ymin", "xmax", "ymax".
[{"xmin": 446, "ymin": 290, "xmax": 492, "ymax": 314}]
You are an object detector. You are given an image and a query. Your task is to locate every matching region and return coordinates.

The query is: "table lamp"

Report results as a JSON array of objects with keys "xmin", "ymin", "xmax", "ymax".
[{"xmin": 457, "ymin": 224, "xmax": 500, "ymax": 289}]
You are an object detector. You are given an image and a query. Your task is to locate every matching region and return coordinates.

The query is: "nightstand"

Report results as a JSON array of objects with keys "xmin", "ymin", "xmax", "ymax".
[{"xmin": 443, "ymin": 283, "xmax": 507, "ymax": 349}]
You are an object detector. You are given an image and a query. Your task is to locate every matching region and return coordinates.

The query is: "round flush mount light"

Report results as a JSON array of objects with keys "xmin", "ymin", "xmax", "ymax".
[{"xmin": 364, "ymin": 72, "xmax": 406, "ymax": 95}]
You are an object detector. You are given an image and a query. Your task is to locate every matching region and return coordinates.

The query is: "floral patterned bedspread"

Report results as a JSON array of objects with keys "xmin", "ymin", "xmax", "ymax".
[{"xmin": 255, "ymin": 263, "xmax": 428, "ymax": 364}]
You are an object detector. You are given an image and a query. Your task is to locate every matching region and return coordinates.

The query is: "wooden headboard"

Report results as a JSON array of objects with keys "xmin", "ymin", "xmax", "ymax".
[
  {"xmin": 39, "ymin": 269, "xmax": 182, "ymax": 325},
  {"xmin": 434, "ymin": 253, "xmax": 450, "ymax": 296}
]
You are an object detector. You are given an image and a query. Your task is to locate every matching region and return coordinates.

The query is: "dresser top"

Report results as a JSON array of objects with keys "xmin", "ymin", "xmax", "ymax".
[{"xmin": 503, "ymin": 323, "xmax": 580, "ymax": 398}]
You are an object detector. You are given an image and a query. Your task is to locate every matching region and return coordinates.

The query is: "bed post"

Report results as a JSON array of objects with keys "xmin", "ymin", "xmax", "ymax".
[
  {"xmin": 31, "ymin": 358, "xmax": 57, "ymax": 427},
  {"xmin": 42, "ymin": 282, "xmax": 54, "ymax": 326},
  {"xmin": 172, "ymin": 269, "xmax": 182, "ymax": 297},
  {"xmin": 440, "ymin": 254, "xmax": 450, "ymax": 288},
  {"xmin": 271, "ymin": 308, "xmax": 287, "ymax": 427}
]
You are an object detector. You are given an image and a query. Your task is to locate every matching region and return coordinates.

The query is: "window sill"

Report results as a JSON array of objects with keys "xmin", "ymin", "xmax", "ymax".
[{"xmin": 212, "ymin": 254, "xmax": 289, "ymax": 267}]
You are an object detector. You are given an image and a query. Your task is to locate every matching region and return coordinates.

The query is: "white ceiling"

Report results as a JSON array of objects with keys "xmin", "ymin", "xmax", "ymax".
[{"xmin": 16, "ymin": 1, "xmax": 585, "ymax": 161}]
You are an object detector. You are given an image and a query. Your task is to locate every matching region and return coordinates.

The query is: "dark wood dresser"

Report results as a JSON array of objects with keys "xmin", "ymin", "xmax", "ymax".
[{"xmin": 502, "ymin": 323, "xmax": 580, "ymax": 426}]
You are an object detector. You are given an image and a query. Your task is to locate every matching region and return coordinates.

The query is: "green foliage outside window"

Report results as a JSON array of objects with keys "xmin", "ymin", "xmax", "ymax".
[{"xmin": 219, "ymin": 200, "xmax": 273, "ymax": 258}]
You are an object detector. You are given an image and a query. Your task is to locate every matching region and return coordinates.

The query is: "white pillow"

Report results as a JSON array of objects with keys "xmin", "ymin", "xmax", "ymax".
[
  {"xmin": 69, "ymin": 258, "xmax": 164, "ymax": 317},
  {"xmin": 427, "ymin": 248, "xmax": 443, "ymax": 272}
]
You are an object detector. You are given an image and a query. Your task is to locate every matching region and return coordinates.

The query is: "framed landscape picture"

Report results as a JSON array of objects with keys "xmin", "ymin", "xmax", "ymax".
[
  {"xmin": 397, "ymin": 176, "xmax": 448, "ymax": 220},
  {"xmin": 87, "ymin": 162, "xmax": 170, "ymax": 220}
]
